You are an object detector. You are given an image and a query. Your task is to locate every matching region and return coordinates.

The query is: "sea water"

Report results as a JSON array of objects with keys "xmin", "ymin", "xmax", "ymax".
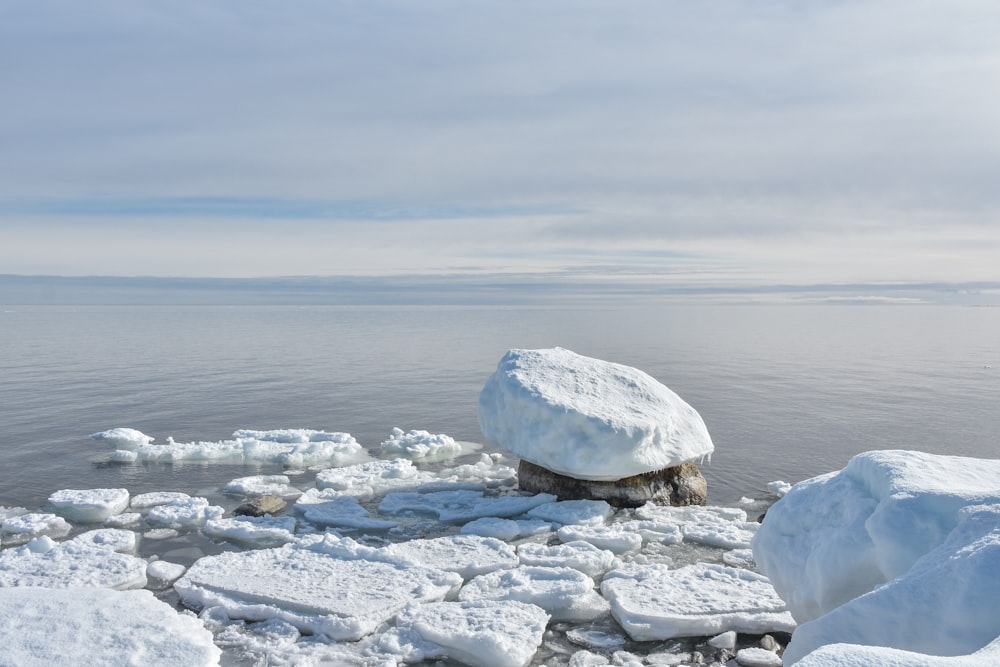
[{"xmin": 2, "ymin": 303, "xmax": 997, "ymax": 508}]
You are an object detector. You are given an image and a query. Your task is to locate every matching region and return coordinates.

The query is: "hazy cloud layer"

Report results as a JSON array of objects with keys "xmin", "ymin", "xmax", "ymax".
[{"xmin": 2, "ymin": 1, "xmax": 999, "ymax": 288}]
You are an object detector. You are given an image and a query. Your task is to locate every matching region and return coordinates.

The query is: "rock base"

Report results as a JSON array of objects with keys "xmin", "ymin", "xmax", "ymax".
[
  {"xmin": 234, "ymin": 495, "xmax": 287, "ymax": 517},
  {"xmin": 517, "ymin": 460, "xmax": 707, "ymax": 508}
]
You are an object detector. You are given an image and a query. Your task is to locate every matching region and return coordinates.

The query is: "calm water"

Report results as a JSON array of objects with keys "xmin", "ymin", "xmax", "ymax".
[{"xmin": 1, "ymin": 304, "xmax": 998, "ymax": 509}]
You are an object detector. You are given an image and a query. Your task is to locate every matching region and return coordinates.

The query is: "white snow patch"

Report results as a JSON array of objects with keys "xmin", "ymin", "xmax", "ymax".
[
  {"xmin": 735, "ymin": 647, "xmax": 783, "ymax": 666},
  {"xmin": 766, "ymin": 480, "xmax": 792, "ymax": 497},
  {"xmin": 383, "ymin": 534, "xmax": 519, "ymax": 580},
  {"xmin": 0, "ymin": 587, "xmax": 219, "ymax": 666},
  {"xmin": 477, "ymin": 348, "xmax": 714, "ymax": 481},
  {"xmin": 600, "ymin": 562, "xmax": 795, "ymax": 641}
]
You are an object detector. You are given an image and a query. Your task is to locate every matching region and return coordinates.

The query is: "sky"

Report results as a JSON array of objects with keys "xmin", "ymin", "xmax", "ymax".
[{"xmin": 2, "ymin": 1, "xmax": 1000, "ymax": 298}]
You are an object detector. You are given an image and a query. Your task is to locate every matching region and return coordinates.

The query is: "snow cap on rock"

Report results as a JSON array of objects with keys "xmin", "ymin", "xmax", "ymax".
[{"xmin": 478, "ymin": 347, "xmax": 714, "ymax": 481}]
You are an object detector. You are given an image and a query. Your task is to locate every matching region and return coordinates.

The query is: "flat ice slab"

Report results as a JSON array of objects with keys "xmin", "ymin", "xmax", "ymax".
[
  {"xmin": 0, "ymin": 587, "xmax": 220, "ymax": 667},
  {"xmin": 203, "ymin": 515, "xmax": 298, "ymax": 548},
  {"xmin": 174, "ymin": 542, "xmax": 462, "ymax": 640},
  {"xmin": 380, "ymin": 427, "xmax": 462, "ymax": 460},
  {"xmin": 383, "ymin": 534, "xmax": 519, "ymax": 580},
  {"xmin": 48, "ymin": 487, "xmax": 130, "ymax": 522},
  {"xmin": 752, "ymin": 450, "xmax": 1000, "ymax": 664},
  {"xmin": 379, "ymin": 489, "xmax": 556, "ymax": 523},
  {"xmin": 459, "ymin": 565, "xmax": 610, "ymax": 621},
  {"xmin": 0, "ymin": 533, "xmax": 148, "ymax": 590},
  {"xmin": 380, "ymin": 600, "xmax": 549, "ymax": 667},
  {"xmin": 296, "ymin": 491, "xmax": 397, "ymax": 530},
  {"xmin": 477, "ymin": 348, "xmax": 714, "ymax": 481},
  {"xmin": 89, "ymin": 427, "xmax": 154, "ymax": 449},
  {"xmin": 600, "ymin": 563, "xmax": 795, "ymax": 641},
  {"xmin": 1, "ymin": 512, "xmax": 72, "ymax": 544}
]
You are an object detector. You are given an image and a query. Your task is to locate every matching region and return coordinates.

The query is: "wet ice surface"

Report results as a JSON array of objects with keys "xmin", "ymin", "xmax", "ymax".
[{"xmin": 2, "ymin": 428, "xmax": 796, "ymax": 667}]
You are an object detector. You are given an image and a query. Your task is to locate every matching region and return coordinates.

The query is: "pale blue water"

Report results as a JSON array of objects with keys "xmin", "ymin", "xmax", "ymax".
[{"xmin": 2, "ymin": 304, "xmax": 998, "ymax": 509}]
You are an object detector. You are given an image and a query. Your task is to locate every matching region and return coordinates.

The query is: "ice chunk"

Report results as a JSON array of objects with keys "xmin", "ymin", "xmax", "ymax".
[
  {"xmin": 89, "ymin": 427, "xmax": 154, "ymax": 449},
  {"xmin": 1, "ymin": 512, "xmax": 72, "ymax": 544},
  {"xmin": 224, "ymin": 474, "xmax": 301, "ymax": 499},
  {"xmin": 380, "ymin": 599, "xmax": 549, "ymax": 667},
  {"xmin": 146, "ymin": 497, "xmax": 224, "ymax": 530},
  {"xmin": 440, "ymin": 453, "xmax": 518, "ymax": 488},
  {"xmin": 752, "ymin": 451, "xmax": 1000, "ymax": 663},
  {"xmin": 203, "ymin": 515, "xmax": 298, "ymax": 548},
  {"xmin": 518, "ymin": 541, "xmax": 621, "ymax": 579},
  {"xmin": 147, "ymin": 559, "xmax": 187, "ymax": 589},
  {"xmin": 766, "ymin": 480, "xmax": 792, "ymax": 498},
  {"xmin": 315, "ymin": 458, "xmax": 441, "ymax": 499},
  {"xmin": 48, "ymin": 487, "xmax": 129, "ymax": 522},
  {"xmin": 0, "ymin": 532, "xmax": 148, "ymax": 589},
  {"xmin": 384, "ymin": 534, "xmax": 519, "ymax": 580},
  {"xmin": 0, "ymin": 587, "xmax": 219, "ymax": 666},
  {"xmin": 708, "ymin": 630, "xmax": 737, "ymax": 649},
  {"xmin": 71, "ymin": 528, "xmax": 137, "ymax": 553},
  {"xmin": 379, "ymin": 489, "xmax": 556, "ymax": 523},
  {"xmin": 110, "ymin": 449, "xmax": 138, "ymax": 462},
  {"xmin": 620, "ymin": 520, "xmax": 684, "ymax": 546},
  {"xmin": 600, "ymin": 563, "xmax": 795, "ymax": 641},
  {"xmin": 461, "ymin": 517, "xmax": 552, "ymax": 541},
  {"xmin": 526, "ymin": 499, "xmax": 614, "ymax": 527},
  {"xmin": 174, "ymin": 543, "xmax": 462, "ymax": 640},
  {"xmin": 104, "ymin": 512, "xmax": 142, "ymax": 528},
  {"xmin": 296, "ymin": 491, "xmax": 397, "ymax": 530},
  {"xmin": 460, "ymin": 565, "xmax": 610, "ymax": 621},
  {"xmin": 796, "ymin": 633, "xmax": 1000, "ymax": 666},
  {"xmin": 477, "ymin": 348, "xmax": 714, "ymax": 481},
  {"xmin": 131, "ymin": 491, "xmax": 192, "ymax": 508},
  {"xmin": 557, "ymin": 524, "xmax": 643, "ymax": 554},
  {"xmin": 380, "ymin": 427, "xmax": 462, "ymax": 460},
  {"xmin": 735, "ymin": 647, "xmax": 782, "ymax": 666}
]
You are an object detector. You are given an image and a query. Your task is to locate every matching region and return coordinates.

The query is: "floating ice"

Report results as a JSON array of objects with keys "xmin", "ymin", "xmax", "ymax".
[
  {"xmin": 0, "ymin": 532, "xmax": 148, "ymax": 589},
  {"xmin": 383, "ymin": 534, "xmax": 519, "ymax": 580},
  {"xmin": 478, "ymin": 348, "xmax": 714, "ymax": 481},
  {"xmin": 619, "ymin": 520, "xmax": 684, "ymax": 546},
  {"xmin": 734, "ymin": 647, "xmax": 783, "ymax": 666},
  {"xmin": 174, "ymin": 543, "xmax": 462, "ymax": 640},
  {"xmin": 557, "ymin": 524, "xmax": 643, "ymax": 554},
  {"xmin": 460, "ymin": 565, "xmax": 610, "ymax": 622},
  {"xmin": 295, "ymin": 491, "xmax": 397, "ymax": 530},
  {"xmin": 517, "ymin": 541, "xmax": 621, "ymax": 579},
  {"xmin": 752, "ymin": 450, "xmax": 1000, "ymax": 663},
  {"xmin": 89, "ymin": 427, "xmax": 154, "ymax": 449},
  {"xmin": 203, "ymin": 515, "xmax": 298, "ymax": 548},
  {"xmin": 1, "ymin": 512, "xmax": 72, "ymax": 544},
  {"xmin": 131, "ymin": 491, "xmax": 192, "ymax": 509},
  {"xmin": 314, "ymin": 458, "xmax": 441, "ymax": 499},
  {"xmin": 0, "ymin": 587, "xmax": 220, "ymax": 666},
  {"xmin": 460, "ymin": 517, "xmax": 552, "ymax": 541},
  {"xmin": 566, "ymin": 628, "xmax": 628, "ymax": 650},
  {"xmin": 635, "ymin": 503, "xmax": 755, "ymax": 548},
  {"xmin": 224, "ymin": 474, "xmax": 301, "ymax": 499},
  {"xmin": 440, "ymin": 453, "xmax": 518, "ymax": 488},
  {"xmin": 600, "ymin": 563, "xmax": 795, "ymax": 641},
  {"xmin": 48, "ymin": 487, "xmax": 130, "ymax": 522},
  {"xmin": 145, "ymin": 497, "xmax": 225, "ymax": 530},
  {"xmin": 525, "ymin": 499, "xmax": 614, "ymax": 527},
  {"xmin": 380, "ymin": 427, "xmax": 463, "ymax": 460},
  {"xmin": 766, "ymin": 480, "xmax": 792, "ymax": 498},
  {"xmin": 379, "ymin": 489, "xmax": 556, "ymax": 523},
  {"xmin": 115, "ymin": 429, "xmax": 369, "ymax": 467},
  {"xmin": 147, "ymin": 559, "xmax": 187, "ymax": 589},
  {"xmin": 71, "ymin": 528, "xmax": 137, "ymax": 554},
  {"xmin": 104, "ymin": 511, "xmax": 142, "ymax": 528},
  {"xmin": 379, "ymin": 600, "xmax": 549, "ymax": 667},
  {"xmin": 796, "ymin": 633, "xmax": 1000, "ymax": 666}
]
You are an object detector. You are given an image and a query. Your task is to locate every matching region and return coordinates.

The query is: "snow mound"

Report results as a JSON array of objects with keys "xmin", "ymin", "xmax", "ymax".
[
  {"xmin": 459, "ymin": 565, "xmax": 610, "ymax": 621},
  {"xmin": 379, "ymin": 599, "xmax": 549, "ymax": 667},
  {"xmin": 174, "ymin": 543, "xmax": 462, "ymax": 640},
  {"xmin": 477, "ymin": 348, "xmax": 714, "ymax": 481},
  {"xmin": 600, "ymin": 563, "xmax": 795, "ymax": 641},
  {"xmin": 89, "ymin": 427, "xmax": 154, "ymax": 449},
  {"xmin": 0, "ymin": 587, "xmax": 220, "ymax": 666},
  {"xmin": 48, "ymin": 488, "xmax": 130, "ymax": 522},
  {"xmin": 379, "ymin": 427, "xmax": 462, "ymax": 460},
  {"xmin": 753, "ymin": 450, "xmax": 1000, "ymax": 664}
]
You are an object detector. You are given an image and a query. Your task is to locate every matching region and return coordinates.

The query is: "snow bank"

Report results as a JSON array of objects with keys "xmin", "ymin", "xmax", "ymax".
[
  {"xmin": 752, "ymin": 450, "xmax": 1000, "ymax": 664},
  {"xmin": 477, "ymin": 348, "xmax": 713, "ymax": 481},
  {"xmin": 0, "ymin": 587, "xmax": 220, "ymax": 666}
]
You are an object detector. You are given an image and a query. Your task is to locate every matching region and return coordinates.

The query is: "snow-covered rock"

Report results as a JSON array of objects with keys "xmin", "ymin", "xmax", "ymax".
[
  {"xmin": 752, "ymin": 450, "xmax": 1000, "ymax": 663},
  {"xmin": 48, "ymin": 488, "xmax": 130, "ymax": 522},
  {"xmin": 477, "ymin": 348, "xmax": 713, "ymax": 481},
  {"xmin": 379, "ymin": 599, "xmax": 549, "ymax": 667},
  {"xmin": 0, "ymin": 587, "xmax": 220, "ymax": 666},
  {"xmin": 600, "ymin": 563, "xmax": 795, "ymax": 641},
  {"xmin": 174, "ymin": 542, "xmax": 462, "ymax": 640}
]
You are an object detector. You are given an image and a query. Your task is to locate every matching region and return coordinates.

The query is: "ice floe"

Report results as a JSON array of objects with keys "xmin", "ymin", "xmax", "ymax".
[
  {"xmin": 525, "ymin": 499, "xmax": 614, "ymax": 527},
  {"xmin": 145, "ymin": 497, "xmax": 225, "ymax": 530},
  {"xmin": 0, "ymin": 532, "xmax": 148, "ymax": 589},
  {"xmin": 460, "ymin": 517, "xmax": 552, "ymax": 541},
  {"xmin": 314, "ymin": 458, "xmax": 442, "ymax": 499},
  {"xmin": 147, "ymin": 559, "xmax": 187, "ymax": 589},
  {"xmin": 295, "ymin": 491, "xmax": 397, "ymax": 530},
  {"xmin": 753, "ymin": 450, "xmax": 1000, "ymax": 664},
  {"xmin": 1, "ymin": 512, "xmax": 72, "ymax": 544},
  {"xmin": 131, "ymin": 491, "xmax": 192, "ymax": 508},
  {"xmin": 224, "ymin": 474, "xmax": 302, "ymax": 499},
  {"xmin": 600, "ymin": 563, "xmax": 795, "ymax": 641},
  {"xmin": 379, "ymin": 488, "xmax": 556, "ymax": 523},
  {"xmin": 478, "ymin": 347, "xmax": 714, "ymax": 480},
  {"xmin": 517, "ymin": 541, "xmax": 621, "ymax": 579},
  {"xmin": 383, "ymin": 534, "xmax": 519, "ymax": 579},
  {"xmin": 174, "ymin": 542, "xmax": 462, "ymax": 640},
  {"xmin": 203, "ymin": 515, "xmax": 298, "ymax": 548},
  {"xmin": 89, "ymin": 427, "xmax": 154, "ymax": 449},
  {"xmin": 0, "ymin": 587, "xmax": 220, "ymax": 666},
  {"xmin": 459, "ymin": 565, "xmax": 610, "ymax": 621},
  {"xmin": 379, "ymin": 599, "xmax": 549, "ymax": 667},
  {"xmin": 380, "ymin": 427, "xmax": 463, "ymax": 460},
  {"xmin": 557, "ymin": 523, "xmax": 644, "ymax": 554},
  {"xmin": 48, "ymin": 487, "xmax": 130, "ymax": 522}
]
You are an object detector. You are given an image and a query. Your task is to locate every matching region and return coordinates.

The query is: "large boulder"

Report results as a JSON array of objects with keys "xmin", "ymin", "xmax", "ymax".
[{"xmin": 517, "ymin": 459, "xmax": 707, "ymax": 507}]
